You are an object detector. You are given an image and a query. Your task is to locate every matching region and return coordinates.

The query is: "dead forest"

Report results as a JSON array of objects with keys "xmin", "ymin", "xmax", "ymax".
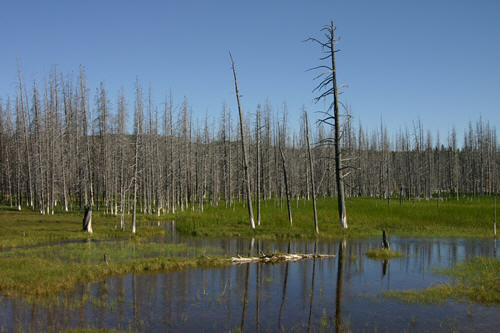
[{"xmin": 0, "ymin": 68, "xmax": 498, "ymax": 216}]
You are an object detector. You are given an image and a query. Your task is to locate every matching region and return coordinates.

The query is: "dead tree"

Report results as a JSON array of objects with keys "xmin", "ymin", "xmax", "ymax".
[
  {"xmin": 131, "ymin": 79, "xmax": 144, "ymax": 234},
  {"xmin": 304, "ymin": 110, "xmax": 319, "ymax": 234},
  {"xmin": 308, "ymin": 21, "xmax": 348, "ymax": 229},
  {"xmin": 229, "ymin": 52, "xmax": 255, "ymax": 230},
  {"xmin": 256, "ymin": 106, "xmax": 262, "ymax": 226},
  {"xmin": 279, "ymin": 128, "xmax": 292, "ymax": 226},
  {"xmin": 82, "ymin": 205, "xmax": 93, "ymax": 233}
]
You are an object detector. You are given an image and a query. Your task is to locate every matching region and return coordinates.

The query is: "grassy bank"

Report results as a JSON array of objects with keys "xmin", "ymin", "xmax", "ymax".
[
  {"xmin": 383, "ymin": 257, "xmax": 500, "ymax": 305},
  {"xmin": 170, "ymin": 197, "xmax": 497, "ymax": 240},
  {"xmin": 0, "ymin": 240, "xmax": 228, "ymax": 297}
]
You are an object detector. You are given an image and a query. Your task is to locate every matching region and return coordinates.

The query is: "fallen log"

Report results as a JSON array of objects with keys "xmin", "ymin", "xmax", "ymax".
[{"xmin": 231, "ymin": 253, "xmax": 336, "ymax": 264}]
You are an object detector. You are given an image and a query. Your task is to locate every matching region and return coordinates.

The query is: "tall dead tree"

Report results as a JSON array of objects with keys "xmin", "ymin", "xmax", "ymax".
[
  {"xmin": 132, "ymin": 79, "xmax": 144, "ymax": 234},
  {"xmin": 308, "ymin": 21, "xmax": 348, "ymax": 229},
  {"xmin": 17, "ymin": 66, "xmax": 34, "ymax": 209},
  {"xmin": 256, "ymin": 106, "xmax": 262, "ymax": 226},
  {"xmin": 304, "ymin": 110, "xmax": 319, "ymax": 234},
  {"xmin": 229, "ymin": 52, "xmax": 255, "ymax": 230},
  {"xmin": 279, "ymin": 127, "xmax": 292, "ymax": 226}
]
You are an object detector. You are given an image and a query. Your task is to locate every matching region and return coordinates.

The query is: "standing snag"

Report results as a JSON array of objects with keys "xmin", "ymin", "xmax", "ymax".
[
  {"xmin": 279, "ymin": 130, "xmax": 292, "ymax": 226},
  {"xmin": 229, "ymin": 52, "xmax": 255, "ymax": 230},
  {"xmin": 304, "ymin": 110, "xmax": 319, "ymax": 234},
  {"xmin": 308, "ymin": 20, "xmax": 348, "ymax": 229}
]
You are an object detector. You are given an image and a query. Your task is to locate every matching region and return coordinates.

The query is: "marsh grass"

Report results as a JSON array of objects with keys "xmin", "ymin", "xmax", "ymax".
[
  {"xmin": 0, "ymin": 197, "xmax": 495, "ymax": 300},
  {"xmin": 384, "ymin": 257, "xmax": 500, "ymax": 305},
  {"xmin": 171, "ymin": 197, "xmax": 497, "ymax": 240},
  {"xmin": 365, "ymin": 249, "xmax": 403, "ymax": 259},
  {"xmin": 0, "ymin": 239, "xmax": 227, "ymax": 297},
  {"xmin": 0, "ymin": 206, "xmax": 165, "ymax": 249},
  {"xmin": 0, "ymin": 254, "xmax": 229, "ymax": 297}
]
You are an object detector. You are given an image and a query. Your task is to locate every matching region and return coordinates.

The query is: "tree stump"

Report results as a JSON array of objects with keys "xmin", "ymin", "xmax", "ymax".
[
  {"xmin": 381, "ymin": 229, "xmax": 390, "ymax": 250},
  {"xmin": 82, "ymin": 206, "xmax": 93, "ymax": 234}
]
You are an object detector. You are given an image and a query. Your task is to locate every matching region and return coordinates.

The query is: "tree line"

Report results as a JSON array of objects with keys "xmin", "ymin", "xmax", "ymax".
[{"xmin": 0, "ymin": 66, "xmax": 498, "ymax": 223}]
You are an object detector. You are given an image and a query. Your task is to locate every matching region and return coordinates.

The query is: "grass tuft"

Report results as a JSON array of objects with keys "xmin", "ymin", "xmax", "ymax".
[{"xmin": 365, "ymin": 249, "xmax": 403, "ymax": 259}]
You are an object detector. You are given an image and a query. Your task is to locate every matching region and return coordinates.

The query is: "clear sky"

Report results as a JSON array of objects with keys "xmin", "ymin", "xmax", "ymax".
[{"xmin": 1, "ymin": 0, "xmax": 499, "ymax": 142}]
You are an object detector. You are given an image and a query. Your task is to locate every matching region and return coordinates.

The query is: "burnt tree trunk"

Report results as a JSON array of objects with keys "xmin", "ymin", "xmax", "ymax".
[
  {"xmin": 82, "ymin": 205, "xmax": 93, "ymax": 233},
  {"xmin": 382, "ymin": 229, "xmax": 390, "ymax": 250}
]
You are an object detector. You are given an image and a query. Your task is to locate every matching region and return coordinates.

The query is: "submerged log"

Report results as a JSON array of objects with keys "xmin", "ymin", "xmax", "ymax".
[
  {"xmin": 82, "ymin": 206, "xmax": 93, "ymax": 233},
  {"xmin": 231, "ymin": 253, "xmax": 335, "ymax": 264}
]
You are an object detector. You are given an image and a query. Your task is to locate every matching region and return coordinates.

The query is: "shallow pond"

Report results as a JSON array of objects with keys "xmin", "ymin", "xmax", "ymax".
[{"xmin": 0, "ymin": 236, "xmax": 498, "ymax": 332}]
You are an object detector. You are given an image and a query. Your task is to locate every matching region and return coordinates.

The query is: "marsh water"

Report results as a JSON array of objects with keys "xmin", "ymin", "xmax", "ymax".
[{"xmin": 0, "ymin": 229, "xmax": 498, "ymax": 332}]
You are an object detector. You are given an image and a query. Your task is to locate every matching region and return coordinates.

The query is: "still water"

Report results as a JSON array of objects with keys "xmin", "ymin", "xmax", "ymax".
[{"xmin": 0, "ymin": 236, "xmax": 498, "ymax": 332}]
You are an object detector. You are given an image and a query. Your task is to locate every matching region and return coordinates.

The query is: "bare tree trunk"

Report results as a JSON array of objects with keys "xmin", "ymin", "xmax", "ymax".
[
  {"xmin": 117, "ymin": 89, "xmax": 126, "ymax": 230},
  {"xmin": 17, "ymin": 66, "xmax": 34, "ymax": 209},
  {"xmin": 279, "ymin": 140, "xmax": 292, "ymax": 226},
  {"xmin": 132, "ymin": 80, "xmax": 143, "ymax": 234},
  {"xmin": 256, "ymin": 107, "xmax": 261, "ymax": 226},
  {"xmin": 79, "ymin": 68, "xmax": 94, "ymax": 207},
  {"xmin": 82, "ymin": 205, "xmax": 92, "ymax": 233},
  {"xmin": 304, "ymin": 111, "xmax": 319, "ymax": 234},
  {"xmin": 229, "ymin": 53, "xmax": 255, "ymax": 230}
]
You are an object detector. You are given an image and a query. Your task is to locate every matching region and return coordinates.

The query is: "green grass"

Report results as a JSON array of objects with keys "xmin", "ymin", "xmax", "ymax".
[
  {"xmin": 384, "ymin": 257, "xmax": 500, "ymax": 305},
  {"xmin": 0, "ymin": 206, "xmax": 166, "ymax": 249},
  {"xmin": 0, "ymin": 253, "xmax": 229, "ymax": 297},
  {"xmin": 169, "ymin": 197, "xmax": 497, "ymax": 240},
  {"xmin": 1, "ymin": 196, "xmax": 495, "ymax": 247},
  {"xmin": 365, "ymin": 249, "xmax": 403, "ymax": 259},
  {"xmin": 0, "ymin": 239, "xmax": 227, "ymax": 297}
]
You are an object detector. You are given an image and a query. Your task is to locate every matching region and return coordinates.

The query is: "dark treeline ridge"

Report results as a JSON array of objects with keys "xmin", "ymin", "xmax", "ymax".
[{"xmin": 0, "ymin": 68, "xmax": 498, "ymax": 215}]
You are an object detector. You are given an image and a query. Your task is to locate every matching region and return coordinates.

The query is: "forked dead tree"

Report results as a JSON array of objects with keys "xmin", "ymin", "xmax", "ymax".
[
  {"xmin": 308, "ymin": 21, "xmax": 348, "ymax": 229},
  {"xmin": 229, "ymin": 52, "xmax": 255, "ymax": 230}
]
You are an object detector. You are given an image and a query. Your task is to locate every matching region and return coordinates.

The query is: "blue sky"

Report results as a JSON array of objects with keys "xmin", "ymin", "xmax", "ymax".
[{"xmin": 1, "ymin": 0, "xmax": 499, "ymax": 142}]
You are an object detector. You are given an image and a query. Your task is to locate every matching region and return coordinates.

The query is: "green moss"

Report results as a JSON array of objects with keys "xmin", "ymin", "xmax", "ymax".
[
  {"xmin": 365, "ymin": 249, "xmax": 403, "ymax": 259},
  {"xmin": 384, "ymin": 257, "xmax": 500, "ymax": 305}
]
